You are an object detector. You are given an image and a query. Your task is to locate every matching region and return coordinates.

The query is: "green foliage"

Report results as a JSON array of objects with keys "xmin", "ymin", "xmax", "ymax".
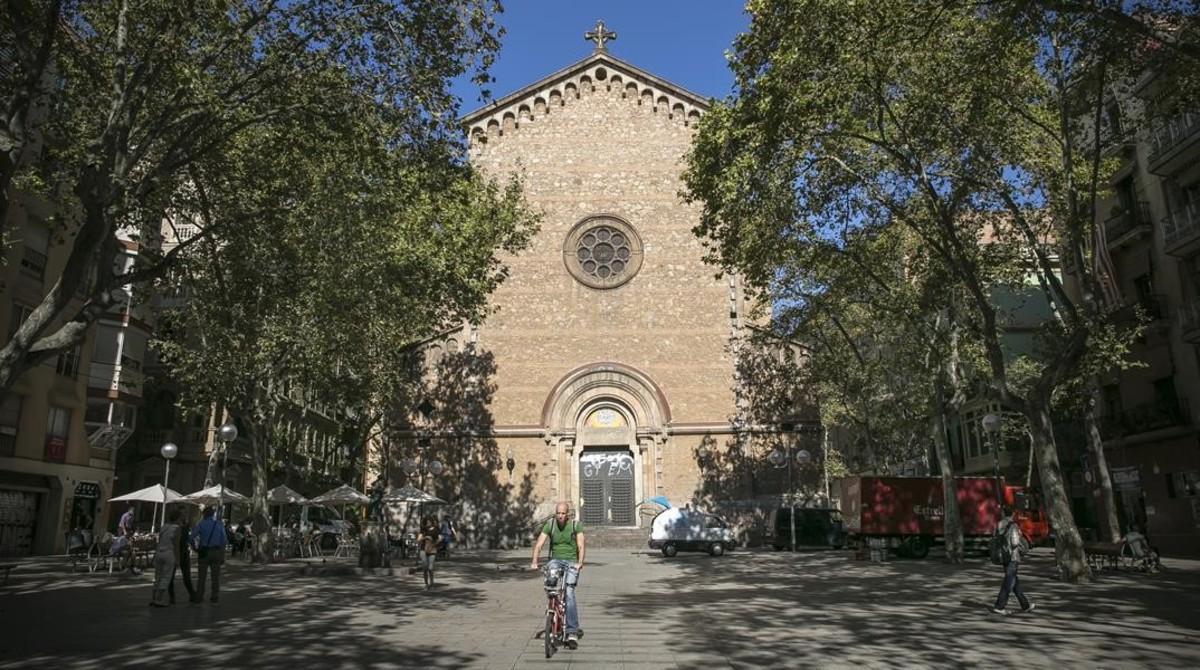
[
  {"xmin": 0, "ymin": 0, "xmax": 512, "ymax": 395},
  {"xmin": 684, "ymin": 0, "xmax": 1199, "ymax": 581},
  {"xmin": 153, "ymin": 64, "xmax": 537, "ymax": 424}
]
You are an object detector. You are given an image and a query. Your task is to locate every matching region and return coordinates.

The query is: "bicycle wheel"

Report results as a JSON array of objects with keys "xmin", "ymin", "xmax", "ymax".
[{"xmin": 544, "ymin": 609, "xmax": 555, "ymax": 658}]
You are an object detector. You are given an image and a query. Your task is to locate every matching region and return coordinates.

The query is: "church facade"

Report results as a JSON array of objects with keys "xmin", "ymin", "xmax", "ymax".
[{"xmin": 388, "ymin": 35, "xmax": 755, "ymax": 537}]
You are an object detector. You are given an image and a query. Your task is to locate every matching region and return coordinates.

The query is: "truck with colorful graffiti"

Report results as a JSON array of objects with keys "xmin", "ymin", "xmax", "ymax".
[{"xmin": 839, "ymin": 476, "xmax": 1050, "ymax": 558}]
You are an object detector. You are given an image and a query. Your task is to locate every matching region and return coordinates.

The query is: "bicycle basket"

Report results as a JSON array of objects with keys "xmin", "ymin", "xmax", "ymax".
[{"xmin": 543, "ymin": 567, "xmax": 564, "ymax": 589}]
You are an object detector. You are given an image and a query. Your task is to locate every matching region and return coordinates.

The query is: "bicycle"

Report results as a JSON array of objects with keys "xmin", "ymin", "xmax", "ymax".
[{"xmin": 541, "ymin": 564, "xmax": 568, "ymax": 658}]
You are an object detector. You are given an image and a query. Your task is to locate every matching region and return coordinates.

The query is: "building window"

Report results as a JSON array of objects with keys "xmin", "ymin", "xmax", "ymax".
[
  {"xmin": 1167, "ymin": 470, "xmax": 1199, "ymax": 498},
  {"xmin": 1152, "ymin": 376, "xmax": 1180, "ymax": 417},
  {"xmin": 91, "ymin": 325, "xmax": 120, "ymax": 366},
  {"xmin": 563, "ymin": 215, "xmax": 644, "ymax": 289},
  {"xmin": 45, "ymin": 405, "xmax": 70, "ymax": 462},
  {"xmin": 85, "ymin": 400, "xmax": 110, "ymax": 424},
  {"xmin": 1, "ymin": 394, "xmax": 22, "ymax": 457},
  {"xmin": 112, "ymin": 403, "xmax": 137, "ymax": 429},
  {"xmin": 1102, "ymin": 384, "xmax": 1123, "ymax": 418},
  {"xmin": 55, "ymin": 345, "xmax": 81, "ymax": 378},
  {"xmin": 19, "ymin": 223, "xmax": 49, "ymax": 280}
]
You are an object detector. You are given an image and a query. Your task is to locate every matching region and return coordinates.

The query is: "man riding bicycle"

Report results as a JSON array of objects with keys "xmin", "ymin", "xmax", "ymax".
[{"xmin": 530, "ymin": 501, "xmax": 586, "ymax": 647}]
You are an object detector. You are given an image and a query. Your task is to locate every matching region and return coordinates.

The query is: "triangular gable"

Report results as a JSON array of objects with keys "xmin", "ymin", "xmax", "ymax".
[{"xmin": 462, "ymin": 52, "xmax": 710, "ymax": 143}]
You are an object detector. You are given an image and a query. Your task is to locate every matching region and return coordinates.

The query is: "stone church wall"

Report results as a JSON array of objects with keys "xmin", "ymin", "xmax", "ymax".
[{"xmin": 437, "ymin": 61, "xmax": 741, "ymax": 535}]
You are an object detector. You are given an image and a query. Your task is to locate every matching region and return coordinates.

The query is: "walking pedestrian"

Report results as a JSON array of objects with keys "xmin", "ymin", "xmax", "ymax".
[
  {"xmin": 438, "ymin": 516, "xmax": 456, "ymax": 558},
  {"xmin": 116, "ymin": 504, "xmax": 139, "ymax": 574},
  {"xmin": 150, "ymin": 508, "xmax": 181, "ymax": 607},
  {"xmin": 170, "ymin": 508, "xmax": 197, "ymax": 604},
  {"xmin": 191, "ymin": 506, "xmax": 228, "ymax": 604},
  {"xmin": 417, "ymin": 516, "xmax": 439, "ymax": 590},
  {"xmin": 117, "ymin": 504, "xmax": 134, "ymax": 537},
  {"xmin": 991, "ymin": 505, "xmax": 1035, "ymax": 615}
]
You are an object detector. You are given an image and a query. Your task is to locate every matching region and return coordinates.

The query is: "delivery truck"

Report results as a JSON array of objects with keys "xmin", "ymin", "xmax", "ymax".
[{"xmin": 839, "ymin": 476, "xmax": 1050, "ymax": 558}]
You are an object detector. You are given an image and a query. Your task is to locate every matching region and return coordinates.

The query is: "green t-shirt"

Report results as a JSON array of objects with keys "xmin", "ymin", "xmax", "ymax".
[{"xmin": 542, "ymin": 519, "xmax": 583, "ymax": 561}]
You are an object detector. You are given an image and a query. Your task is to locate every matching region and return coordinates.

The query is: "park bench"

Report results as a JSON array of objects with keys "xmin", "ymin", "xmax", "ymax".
[
  {"xmin": 1084, "ymin": 541, "xmax": 1124, "ymax": 571},
  {"xmin": 1084, "ymin": 541, "xmax": 1157, "ymax": 572},
  {"xmin": 0, "ymin": 562, "xmax": 16, "ymax": 585}
]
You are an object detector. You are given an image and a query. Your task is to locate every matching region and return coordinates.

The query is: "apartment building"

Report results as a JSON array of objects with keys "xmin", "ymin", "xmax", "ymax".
[
  {"xmin": 0, "ymin": 192, "xmax": 151, "ymax": 555},
  {"xmin": 1079, "ymin": 65, "xmax": 1200, "ymax": 556}
]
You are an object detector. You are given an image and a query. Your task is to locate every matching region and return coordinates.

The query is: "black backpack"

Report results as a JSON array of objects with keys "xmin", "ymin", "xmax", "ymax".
[
  {"xmin": 988, "ymin": 522, "xmax": 1008, "ymax": 566},
  {"xmin": 989, "ymin": 519, "xmax": 1029, "ymax": 565}
]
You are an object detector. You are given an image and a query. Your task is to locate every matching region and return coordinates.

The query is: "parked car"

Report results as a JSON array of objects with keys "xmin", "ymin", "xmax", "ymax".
[
  {"xmin": 769, "ymin": 507, "xmax": 846, "ymax": 551},
  {"xmin": 648, "ymin": 507, "xmax": 736, "ymax": 557},
  {"xmin": 300, "ymin": 505, "xmax": 349, "ymax": 550}
]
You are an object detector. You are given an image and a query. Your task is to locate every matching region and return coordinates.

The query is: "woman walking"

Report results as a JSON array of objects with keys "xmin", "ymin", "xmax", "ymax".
[
  {"xmin": 150, "ymin": 508, "xmax": 181, "ymax": 607},
  {"xmin": 417, "ymin": 516, "xmax": 439, "ymax": 590}
]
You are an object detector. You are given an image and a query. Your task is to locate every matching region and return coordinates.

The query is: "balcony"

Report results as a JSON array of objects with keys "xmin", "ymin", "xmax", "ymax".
[
  {"xmin": 1103, "ymin": 201, "xmax": 1152, "ymax": 248},
  {"xmin": 1182, "ymin": 298, "xmax": 1200, "ymax": 343},
  {"xmin": 1100, "ymin": 397, "xmax": 1190, "ymax": 439},
  {"xmin": 1161, "ymin": 202, "xmax": 1200, "ymax": 257},
  {"xmin": 1113, "ymin": 294, "xmax": 1167, "ymax": 328},
  {"xmin": 1148, "ymin": 110, "xmax": 1200, "ymax": 176},
  {"xmin": 86, "ymin": 362, "xmax": 146, "ymax": 398}
]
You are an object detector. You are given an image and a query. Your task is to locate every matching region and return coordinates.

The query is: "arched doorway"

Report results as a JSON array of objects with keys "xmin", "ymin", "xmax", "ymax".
[
  {"xmin": 542, "ymin": 363, "xmax": 671, "ymax": 528},
  {"xmin": 578, "ymin": 406, "xmax": 636, "ymax": 526}
]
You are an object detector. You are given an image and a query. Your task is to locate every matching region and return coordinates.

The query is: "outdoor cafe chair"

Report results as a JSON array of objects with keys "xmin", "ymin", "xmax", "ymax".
[{"xmin": 334, "ymin": 532, "xmax": 359, "ymax": 558}]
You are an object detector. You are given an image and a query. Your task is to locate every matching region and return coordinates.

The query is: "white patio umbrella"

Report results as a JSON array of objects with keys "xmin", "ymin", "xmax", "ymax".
[
  {"xmin": 110, "ymin": 484, "xmax": 186, "ymax": 533},
  {"xmin": 382, "ymin": 485, "xmax": 446, "ymax": 505},
  {"xmin": 267, "ymin": 485, "xmax": 309, "ymax": 530},
  {"xmin": 309, "ymin": 484, "xmax": 371, "ymax": 536},
  {"xmin": 182, "ymin": 484, "xmax": 250, "ymax": 506},
  {"xmin": 110, "ymin": 484, "xmax": 184, "ymax": 503},
  {"xmin": 309, "ymin": 484, "xmax": 371, "ymax": 505},
  {"xmin": 267, "ymin": 485, "xmax": 309, "ymax": 504}
]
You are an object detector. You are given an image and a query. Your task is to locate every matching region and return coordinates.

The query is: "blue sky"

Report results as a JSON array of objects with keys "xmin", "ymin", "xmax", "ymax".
[{"xmin": 452, "ymin": 1, "xmax": 750, "ymax": 112}]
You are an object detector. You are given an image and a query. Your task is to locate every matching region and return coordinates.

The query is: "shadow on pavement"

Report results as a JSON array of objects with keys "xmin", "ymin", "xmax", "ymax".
[
  {"xmin": 0, "ymin": 561, "xmax": 486, "ymax": 669},
  {"xmin": 600, "ymin": 550, "xmax": 1200, "ymax": 667}
]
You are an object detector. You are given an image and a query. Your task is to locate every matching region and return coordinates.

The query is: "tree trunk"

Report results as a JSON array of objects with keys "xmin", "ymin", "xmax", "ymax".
[
  {"xmin": 932, "ymin": 398, "xmax": 964, "ymax": 563},
  {"xmin": 1083, "ymin": 397, "xmax": 1121, "ymax": 541},
  {"xmin": 1026, "ymin": 402, "xmax": 1090, "ymax": 582},
  {"xmin": 249, "ymin": 416, "xmax": 273, "ymax": 563}
]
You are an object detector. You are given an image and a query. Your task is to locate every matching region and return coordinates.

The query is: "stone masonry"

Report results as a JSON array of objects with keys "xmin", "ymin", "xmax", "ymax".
[{"xmin": 449, "ymin": 49, "xmax": 745, "ymax": 528}]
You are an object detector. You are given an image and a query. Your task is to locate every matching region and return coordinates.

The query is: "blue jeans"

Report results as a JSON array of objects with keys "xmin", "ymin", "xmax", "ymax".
[
  {"xmin": 994, "ymin": 560, "xmax": 1030, "ymax": 610},
  {"xmin": 546, "ymin": 559, "xmax": 581, "ymax": 633}
]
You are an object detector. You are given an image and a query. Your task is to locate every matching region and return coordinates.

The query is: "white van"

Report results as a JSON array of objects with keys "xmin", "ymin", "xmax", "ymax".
[{"xmin": 647, "ymin": 507, "xmax": 736, "ymax": 557}]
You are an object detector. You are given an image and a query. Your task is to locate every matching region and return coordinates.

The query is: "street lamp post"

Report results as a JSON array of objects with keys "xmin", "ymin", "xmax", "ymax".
[
  {"xmin": 216, "ymin": 422, "xmax": 238, "ymax": 519},
  {"xmin": 402, "ymin": 437, "xmax": 444, "ymax": 480},
  {"xmin": 769, "ymin": 440, "xmax": 812, "ymax": 552},
  {"xmin": 981, "ymin": 413, "xmax": 1004, "ymax": 507},
  {"xmin": 158, "ymin": 442, "xmax": 178, "ymax": 531}
]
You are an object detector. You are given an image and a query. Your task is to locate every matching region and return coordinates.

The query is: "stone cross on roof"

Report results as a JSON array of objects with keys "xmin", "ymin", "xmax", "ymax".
[{"xmin": 585, "ymin": 20, "xmax": 616, "ymax": 52}]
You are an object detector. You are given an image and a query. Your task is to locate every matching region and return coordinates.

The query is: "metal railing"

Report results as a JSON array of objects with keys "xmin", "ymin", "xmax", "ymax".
[
  {"xmin": 1100, "ymin": 397, "xmax": 1190, "ymax": 438},
  {"xmin": 1113, "ymin": 293, "xmax": 1166, "ymax": 323},
  {"xmin": 1103, "ymin": 201, "xmax": 1152, "ymax": 243},
  {"xmin": 1149, "ymin": 110, "xmax": 1200, "ymax": 164},
  {"xmin": 1160, "ymin": 202, "xmax": 1200, "ymax": 250}
]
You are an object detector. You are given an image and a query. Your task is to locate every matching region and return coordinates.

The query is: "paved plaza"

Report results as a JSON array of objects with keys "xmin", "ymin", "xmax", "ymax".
[{"xmin": 1, "ymin": 547, "xmax": 1197, "ymax": 669}]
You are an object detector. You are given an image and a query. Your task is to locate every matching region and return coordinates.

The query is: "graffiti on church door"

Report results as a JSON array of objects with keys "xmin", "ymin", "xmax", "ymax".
[{"xmin": 579, "ymin": 451, "xmax": 635, "ymax": 526}]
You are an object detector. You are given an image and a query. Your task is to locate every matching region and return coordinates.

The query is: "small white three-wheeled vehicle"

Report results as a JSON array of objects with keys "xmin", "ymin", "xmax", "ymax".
[{"xmin": 647, "ymin": 507, "xmax": 736, "ymax": 557}]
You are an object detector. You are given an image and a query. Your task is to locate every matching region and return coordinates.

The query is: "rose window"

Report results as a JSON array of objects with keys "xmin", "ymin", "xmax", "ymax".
[
  {"xmin": 575, "ymin": 226, "xmax": 631, "ymax": 280},
  {"xmin": 563, "ymin": 216, "xmax": 643, "ymax": 289}
]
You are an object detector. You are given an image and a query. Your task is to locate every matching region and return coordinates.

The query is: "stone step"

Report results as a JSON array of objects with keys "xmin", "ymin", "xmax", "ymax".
[{"xmin": 582, "ymin": 527, "xmax": 648, "ymax": 549}]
